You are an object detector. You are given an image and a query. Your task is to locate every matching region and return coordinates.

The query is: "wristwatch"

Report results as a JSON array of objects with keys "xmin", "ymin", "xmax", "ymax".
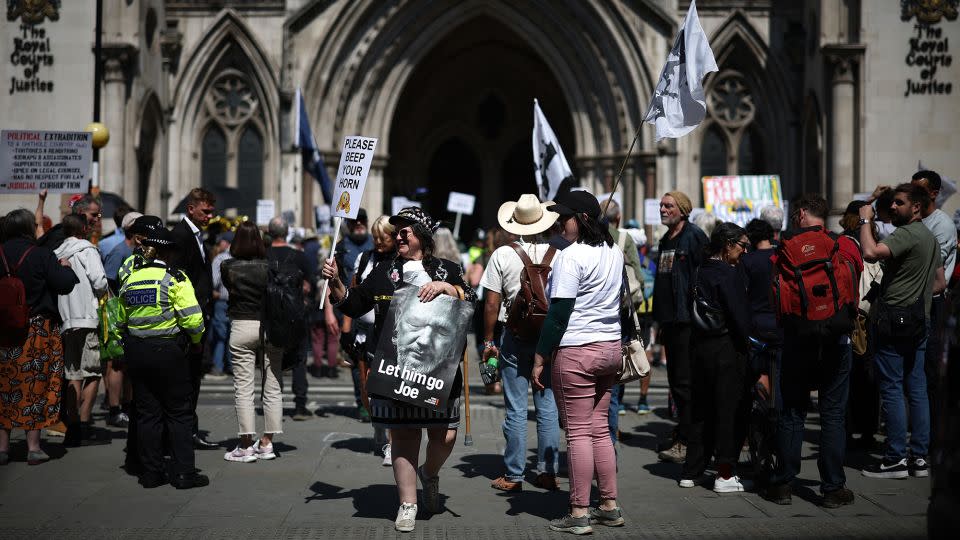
[{"xmin": 857, "ymin": 218, "xmax": 871, "ymax": 227}]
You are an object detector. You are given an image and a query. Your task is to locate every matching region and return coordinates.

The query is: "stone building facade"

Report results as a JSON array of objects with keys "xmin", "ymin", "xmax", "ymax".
[{"xmin": 1, "ymin": 0, "xmax": 958, "ymax": 234}]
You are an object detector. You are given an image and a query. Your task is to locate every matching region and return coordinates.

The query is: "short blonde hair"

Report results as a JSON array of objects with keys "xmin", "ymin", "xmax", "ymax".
[{"xmin": 370, "ymin": 215, "xmax": 395, "ymax": 240}]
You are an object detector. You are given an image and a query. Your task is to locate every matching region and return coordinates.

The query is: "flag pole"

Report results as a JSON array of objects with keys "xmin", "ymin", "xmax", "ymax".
[
  {"xmin": 318, "ymin": 216, "xmax": 343, "ymax": 310},
  {"xmin": 600, "ymin": 123, "xmax": 644, "ymax": 216}
]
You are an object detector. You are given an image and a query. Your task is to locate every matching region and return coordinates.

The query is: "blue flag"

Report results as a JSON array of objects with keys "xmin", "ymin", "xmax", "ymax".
[{"xmin": 297, "ymin": 89, "xmax": 333, "ymax": 204}]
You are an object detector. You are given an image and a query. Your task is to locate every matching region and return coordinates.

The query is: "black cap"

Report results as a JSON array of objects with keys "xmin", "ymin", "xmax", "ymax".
[
  {"xmin": 389, "ymin": 207, "xmax": 439, "ymax": 233},
  {"xmin": 141, "ymin": 227, "xmax": 176, "ymax": 248},
  {"xmin": 130, "ymin": 215, "xmax": 164, "ymax": 236},
  {"xmin": 546, "ymin": 190, "xmax": 602, "ymax": 219}
]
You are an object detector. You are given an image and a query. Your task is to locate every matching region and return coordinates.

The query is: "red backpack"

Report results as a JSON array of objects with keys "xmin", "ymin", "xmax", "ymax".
[
  {"xmin": 505, "ymin": 243, "xmax": 557, "ymax": 341},
  {"xmin": 0, "ymin": 245, "xmax": 35, "ymax": 346},
  {"xmin": 772, "ymin": 227, "xmax": 858, "ymax": 340}
]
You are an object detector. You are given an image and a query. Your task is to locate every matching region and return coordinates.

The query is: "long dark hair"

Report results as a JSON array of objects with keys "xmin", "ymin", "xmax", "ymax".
[
  {"xmin": 705, "ymin": 222, "xmax": 746, "ymax": 258},
  {"xmin": 573, "ymin": 213, "xmax": 614, "ymax": 247},
  {"xmin": 230, "ymin": 221, "xmax": 266, "ymax": 260}
]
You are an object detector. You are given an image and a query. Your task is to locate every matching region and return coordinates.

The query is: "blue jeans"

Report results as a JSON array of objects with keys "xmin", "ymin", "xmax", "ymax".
[
  {"xmin": 875, "ymin": 335, "xmax": 930, "ymax": 460},
  {"xmin": 608, "ymin": 385, "xmax": 623, "ymax": 443},
  {"xmin": 500, "ymin": 331, "xmax": 560, "ymax": 482},
  {"xmin": 772, "ymin": 336, "xmax": 851, "ymax": 493},
  {"xmin": 211, "ymin": 299, "xmax": 231, "ymax": 372}
]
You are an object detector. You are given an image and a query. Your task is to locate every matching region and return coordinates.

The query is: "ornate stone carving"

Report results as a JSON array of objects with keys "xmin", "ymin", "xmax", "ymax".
[
  {"xmin": 900, "ymin": 0, "xmax": 959, "ymax": 24},
  {"xmin": 6, "ymin": 0, "xmax": 59, "ymax": 24},
  {"xmin": 706, "ymin": 71, "xmax": 755, "ymax": 128},
  {"xmin": 160, "ymin": 21, "xmax": 183, "ymax": 73},
  {"xmin": 100, "ymin": 43, "xmax": 138, "ymax": 84},
  {"xmin": 206, "ymin": 69, "xmax": 260, "ymax": 127}
]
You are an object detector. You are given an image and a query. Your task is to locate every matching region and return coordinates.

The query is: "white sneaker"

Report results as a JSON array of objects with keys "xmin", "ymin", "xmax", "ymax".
[
  {"xmin": 253, "ymin": 440, "xmax": 276, "ymax": 460},
  {"xmin": 679, "ymin": 479, "xmax": 695, "ymax": 488},
  {"xmin": 224, "ymin": 446, "xmax": 256, "ymax": 463},
  {"xmin": 395, "ymin": 502, "xmax": 417, "ymax": 532},
  {"xmin": 382, "ymin": 444, "xmax": 392, "ymax": 467},
  {"xmin": 713, "ymin": 475, "xmax": 747, "ymax": 493}
]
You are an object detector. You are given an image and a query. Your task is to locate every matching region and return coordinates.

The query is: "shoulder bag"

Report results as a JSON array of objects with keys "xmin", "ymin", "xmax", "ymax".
[{"xmin": 619, "ymin": 267, "xmax": 651, "ymax": 383}]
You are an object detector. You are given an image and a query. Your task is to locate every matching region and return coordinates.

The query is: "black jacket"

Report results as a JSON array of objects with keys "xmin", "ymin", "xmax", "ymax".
[
  {"xmin": 2, "ymin": 238, "xmax": 79, "ymax": 321},
  {"xmin": 334, "ymin": 255, "xmax": 477, "ymax": 398},
  {"xmin": 694, "ymin": 258, "xmax": 751, "ymax": 351},
  {"xmin": 171, "ymin": 219, "xmax": 213, "ymax": 317},
  {"xmin": 221, "ymin": 258, "xmax": 268, "ymax": 320},
  {"xmin": 654, "ymin": 221, "xmax": 708, "ymax": 324}
]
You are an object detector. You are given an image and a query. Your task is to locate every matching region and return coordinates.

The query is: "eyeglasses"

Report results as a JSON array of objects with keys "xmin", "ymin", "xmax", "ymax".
[
  {"xmin": 397, "ymin": 227, "xmax": 412, "ymax": 241},
  {"xmin": 736, "ymin": 241, "xmax": 750, "ymax": 251}
]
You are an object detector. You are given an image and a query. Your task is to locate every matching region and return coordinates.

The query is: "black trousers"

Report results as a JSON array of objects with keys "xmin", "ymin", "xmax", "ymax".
[
  {"xmin": 125, "ymin": 336, "xmax": 195, "ymax": 476},
  {"xmin": 188, "ymin": 344, "xmax": 204, "ymax": 435},
  {"xmin": 926, "ymin": 294, "xmax": 947, "ymax": 444},
  {"xmin": 661, "ymin": 322, "xmax": 693, "ymax": 442},
  {"xmin": 683, "ymin": 333, "xmax": 745, "ymax": 478}
]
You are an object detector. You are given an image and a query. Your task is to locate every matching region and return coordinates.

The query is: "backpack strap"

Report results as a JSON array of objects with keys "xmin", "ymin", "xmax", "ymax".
[
  {"xmin": 510, "ymin": 242, "xmax": 536, "ymax": 269},
  {"xmin": 617, "ymin": 229, "xmax": 627, "ymax": 252},
  {"xmin": 1, "ymin": 245, "xmax": 35, "ymax": 276},
  {"xmin": 540, "ymin": 245, "xmax": 557, "ymax": 267}
]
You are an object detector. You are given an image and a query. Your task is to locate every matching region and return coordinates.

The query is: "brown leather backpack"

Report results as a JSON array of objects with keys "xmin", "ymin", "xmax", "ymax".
[{"xmin": 505, "ymin": 243, "xmax": 557, "ymax": 341}]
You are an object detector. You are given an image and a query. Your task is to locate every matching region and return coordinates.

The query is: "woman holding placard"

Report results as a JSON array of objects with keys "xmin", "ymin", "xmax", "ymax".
[{"xmin": 322, "ymin": 207, "xmax": 476, "ymax": 533}]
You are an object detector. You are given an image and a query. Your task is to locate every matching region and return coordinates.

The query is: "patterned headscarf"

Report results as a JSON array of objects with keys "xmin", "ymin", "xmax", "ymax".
[{"xmin": 389, "ymin": 207, "xmax": 440, "ymax": 234}]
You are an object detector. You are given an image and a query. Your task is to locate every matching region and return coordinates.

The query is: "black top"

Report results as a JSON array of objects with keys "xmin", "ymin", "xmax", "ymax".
[
  {"xmin": 654, "ymin": 233, "xmax": 679, "ymax": 322},
  {"xmin": 220, "ymin": 258, "xmax": 268, "ymax": 320},
  {"xmin": 694, "ymin": 258, "xmax": 751, "ymax": 350},
  {"xmin": 267, "ymin": 245, "xmax": 312, "ymax": 288},
  {"xmin": 2, "ymin": 238, "xmax": 79, "ymax": 321},
  {"xmin": 171, "ymin": 219, "xmax": 213, "ymax": 317},
  {"xmin": 739, "ymin": 247, "xmax": 782, "ymax": 344}
]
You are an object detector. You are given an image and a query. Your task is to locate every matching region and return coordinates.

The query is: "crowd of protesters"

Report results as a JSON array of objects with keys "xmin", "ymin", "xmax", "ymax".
[{"xmin": 1, "ymin": 172, "xmax": 956, "ymax": 533}]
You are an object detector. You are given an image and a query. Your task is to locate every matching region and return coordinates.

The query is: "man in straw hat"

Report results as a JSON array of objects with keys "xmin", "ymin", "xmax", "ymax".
[
  {"xmin": 481, "ymin": 194, "xmax": 562, "ymax": 492},
  {"xmin": 653, "ymin": 190, "xmax": 708, "ymax": 464}
]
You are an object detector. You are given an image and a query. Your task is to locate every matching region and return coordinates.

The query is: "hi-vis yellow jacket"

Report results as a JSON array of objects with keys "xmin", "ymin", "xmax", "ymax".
[
  {"xmin": 117, "ymin": 252, "xmax": 144, "ymax": 285},
  {"xmin": 118, "ymin": 260, "xmax": 205, "ymax": 344}
]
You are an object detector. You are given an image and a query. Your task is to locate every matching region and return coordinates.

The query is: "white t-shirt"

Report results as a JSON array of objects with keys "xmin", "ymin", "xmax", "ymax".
[
  {"xmin": 479, "ymin": 241, "xmax": 556, "ymax": 323},
  {"xmin": 548, "ymin": 242, "xmax": 623, "ymax": 347}
]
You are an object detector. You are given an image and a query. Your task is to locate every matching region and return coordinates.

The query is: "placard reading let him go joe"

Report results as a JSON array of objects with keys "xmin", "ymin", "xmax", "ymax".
[{"xmin": 331, "ymin": 136, "xmax": 377, "ymax": 220}]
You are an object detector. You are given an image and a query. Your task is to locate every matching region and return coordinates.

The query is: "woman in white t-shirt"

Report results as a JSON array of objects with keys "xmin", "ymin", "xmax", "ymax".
[{"xmin": 532, "ymin": 190, "xmax": 625, "ymax": 535}]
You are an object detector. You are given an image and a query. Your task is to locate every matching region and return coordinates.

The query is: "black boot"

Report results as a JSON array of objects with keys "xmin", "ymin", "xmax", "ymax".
[{"xmin": 170, "ymin": 471, "xmax": 210, "ymax": 489}]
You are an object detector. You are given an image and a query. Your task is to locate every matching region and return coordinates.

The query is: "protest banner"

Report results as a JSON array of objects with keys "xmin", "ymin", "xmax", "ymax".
[
  {"xmin": 391, "ymin": 196, "xmax": 420, "ymax": 216},
  {"xmin": 702, "ymin": 174, "xmax": 784, "ymax": 226},
  {"xmin": 0, "ymin": 129, "xmax": 91, "ymax": 194},
  {"xmin": 256, "ymin": 199, "xmax": 275, "ymax": 226},
  {"xmin": 644, "ymin": 198, "xmax": 661, "ymax": 225},
  {"xmin": 320, "ymin": 135, "xmax": 378, "ymax": 308},
  {"xmin": 366, "ymin": 285, "xmax": 474, "ymax": 411},
  {"xmin": 446, "ymin": 191, "xmax": 476, "ymax": 237}
]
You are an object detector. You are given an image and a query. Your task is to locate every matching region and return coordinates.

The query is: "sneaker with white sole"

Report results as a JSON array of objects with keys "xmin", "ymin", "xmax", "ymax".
[
  {"xmin": 548, "ymin": 513, "xmax": 593, "ymax": 535},
  {"xmin": 382, "ymin": 444, "xmax": 392, "ymax": 467},
  {"xmin": 679, "ymin": 478, "xmax": 696, "ymax": 488},
  {"xmin": 253, "ymin": 440, "xmax": 276, "ymax": 460},
  {"xmin": 862, "ymin": 458, "xmax": 909, "ymax": 479},
  {"xmin": 417, "ymin": 466, "xmax": 441, "ymax": 513},
  {"xmin": 713, "ymin": 475, "xmax": 747, "ymax": 493},
  {"xmin": 909, "ymin": 457, "xmax": 929, "ymax": 478},
  {"xmin": 395, "ymin": 502, "xmax": 417, "ymax": 532},
  {"xmin": 224, "ymin": 446, "xmax": 256, "ymax": 463}
]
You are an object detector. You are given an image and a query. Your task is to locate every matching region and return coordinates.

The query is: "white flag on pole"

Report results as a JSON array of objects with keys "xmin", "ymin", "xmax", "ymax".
[
  {"xmin": 533, "ymin": 99, "xmax": 575, "ymax": 201},
  {"xmin": 643, "ymin": 0, "xmax": 718, "ymax": 142}
]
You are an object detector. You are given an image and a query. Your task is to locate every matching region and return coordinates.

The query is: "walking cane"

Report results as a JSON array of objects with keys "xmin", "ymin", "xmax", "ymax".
[{"xmin": 462, "ymin": 347, "xmax": 473, "ymax": 446}]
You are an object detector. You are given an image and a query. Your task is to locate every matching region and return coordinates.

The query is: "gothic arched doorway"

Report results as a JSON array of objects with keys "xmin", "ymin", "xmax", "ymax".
[{"xmin": 386, "ymin": 15, "xmax": 575, "ymax": 241}]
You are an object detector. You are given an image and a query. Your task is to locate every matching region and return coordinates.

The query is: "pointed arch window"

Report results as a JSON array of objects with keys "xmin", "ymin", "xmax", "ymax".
[
  {"xmin": 701, "ymin": 71, "xmax": 766, "ymax": 176},
  {"xmin": 199, "ymin": 63, "xmax": 266, "ymax": 218}
]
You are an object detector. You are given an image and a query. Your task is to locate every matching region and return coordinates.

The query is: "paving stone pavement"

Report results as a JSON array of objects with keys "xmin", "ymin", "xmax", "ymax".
[{"xmin": 0, "ymin": 366, "xmax": 929, "ymax": 539}]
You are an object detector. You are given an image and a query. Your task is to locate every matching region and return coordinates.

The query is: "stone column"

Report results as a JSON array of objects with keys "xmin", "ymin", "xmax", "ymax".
[
  {"xmin": 824, "ymin": 44, "xmax": 865, "ymax": 214},
  {"xmin": 99, "ymin": 44, "xmax": 136, "ymax": 200}
]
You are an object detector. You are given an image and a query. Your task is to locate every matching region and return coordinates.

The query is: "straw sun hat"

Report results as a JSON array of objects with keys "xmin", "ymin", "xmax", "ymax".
[{"xmin": 497, "ymin": 194, "xmax": 560, "ymax": 236}]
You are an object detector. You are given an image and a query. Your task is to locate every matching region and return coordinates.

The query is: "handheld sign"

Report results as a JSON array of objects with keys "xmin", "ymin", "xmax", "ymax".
[
  {"xmin": 446, "ymin": 192, "xmax": 476, "ymax": 215},
  {"xmin": 0, "ymin": 130, "xmax": 92, "ymax": 194},
  {"xmin": 644, "ymin": 198, "xmax": 661, "ymax": 226},
  {"xmin": 331, "ymin": 136, "xmax": 377, "ymax": 220}
]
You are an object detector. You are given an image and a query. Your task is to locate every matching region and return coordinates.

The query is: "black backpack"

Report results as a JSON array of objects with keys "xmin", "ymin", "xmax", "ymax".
[{"xmin": 263, "ymin": 250, "xmax": 306, "ymax": 350}]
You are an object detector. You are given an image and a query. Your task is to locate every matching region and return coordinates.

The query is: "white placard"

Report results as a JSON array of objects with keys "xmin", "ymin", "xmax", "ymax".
[
  {"xmin": 331, "ymin": 136, "xmax": 377, "ymax": 219},
  {"xmin": 596, "ymin": 192, "xmax": 623, "ymax": 212},
  {"xmin": 644, "ymin": 198, "xmax": 661, "ymax": 226},
  {"xmin": 0, "ymin": 130, "xmax": 91, "ymax": 193},
  {"xmin": 446, "ymin": 191, "xmax": 476, "ymax": 215},
  {"xmin": 392, "ymin": 196, "xmax": 420, "ymax": 216},
  {"xmin": 256, "ymin": 199, "xmax": 275, "ymax": 226}
]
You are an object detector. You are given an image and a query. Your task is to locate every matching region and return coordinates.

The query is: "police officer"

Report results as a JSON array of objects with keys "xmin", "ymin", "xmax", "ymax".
[
  {"xmin": 118, "ymin": 226, "xmax": 209, "ymax": 489},
  {"xmin": 116, "ymin": 214, "xmax": 164, "ymax": 476}
]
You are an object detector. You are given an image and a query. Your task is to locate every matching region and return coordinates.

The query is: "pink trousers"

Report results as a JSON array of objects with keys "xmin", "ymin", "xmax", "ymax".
[
  {"xmin": 552, "ymin": 339, "xmax": 621, "ymax": 507},
  {"xmin": 310, "ymin": 323, "xmax": 339, "ymax": 368}
]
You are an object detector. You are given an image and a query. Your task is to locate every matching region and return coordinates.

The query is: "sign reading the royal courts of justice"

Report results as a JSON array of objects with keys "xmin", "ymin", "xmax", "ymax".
[
  {"xmin": 367, "ymin": 286, "xmax": 474, "ymax": 411},
  {"xmin": 331, "ymin": 135, "xmax": 377, "ymax": 220},
  {"xmin": 0, "ymin": 129, "xmax": 90, "ymax": 193},
  {"xmin": 702, "ymin": 175, "xmax": 783, "ymax": 227}
]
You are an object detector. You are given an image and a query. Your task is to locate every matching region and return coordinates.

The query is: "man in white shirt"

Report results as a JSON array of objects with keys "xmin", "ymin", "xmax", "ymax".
[
  {"xmin": 481, "ymin": 194, "xmax": 562, "ymax": 492},
  {"xmin": 911, "ymin": 169, "xmax": 956, "ymax": 435}
]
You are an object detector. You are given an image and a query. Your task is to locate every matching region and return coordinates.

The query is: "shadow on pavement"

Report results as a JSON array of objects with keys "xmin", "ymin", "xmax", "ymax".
[
  {"xmin": 454, "ymin": 453, "xmax": 504, "ymax": 481},
  {"xmin": 331, "ymin": 437, "xmax": 376, "ymax": 455},
  {"xmin": 304, "ymin": 481, "xmax": 453, "ymax": 521},
  {"xmin": 502, "ymin": 488, "xmax": 568, "ymax": 519}
]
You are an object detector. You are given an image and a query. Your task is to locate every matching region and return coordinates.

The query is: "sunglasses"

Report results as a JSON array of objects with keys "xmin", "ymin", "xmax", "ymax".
[
  {"xmin": 397, "ymin": 227, "xmax": 413, "ymax": 241},
  {"xmin": 735, "ymin": 241, "xmax": 750, "ymax": 250}
]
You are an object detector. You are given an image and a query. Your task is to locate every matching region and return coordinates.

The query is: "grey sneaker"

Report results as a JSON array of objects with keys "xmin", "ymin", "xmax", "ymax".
[
  {"xmin": 27, "ymin": 449, "xmax": 50, "ymax": 465},
  {"xmin": 417, "ymin": 466, "xmax": 441, "ymax": 513},
  {"xmin": 395, "ymin": 502, "xmax": 417, "ymax": 532},
  {"xmin": 658, "ymin": 441, "xmax": 686, "ymax": 464},
  {"xmin": 588, "ymin": 506, "xmax": 624, "ymax": 527},
  {"xmin": 549, "ymin": 514, "xmax": 593, "ymax": 535}
]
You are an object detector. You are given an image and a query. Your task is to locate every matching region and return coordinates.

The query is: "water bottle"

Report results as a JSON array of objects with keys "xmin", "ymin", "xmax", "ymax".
[{"xmin": 479, "ymin": 356, "xmax": 500, "ymax": 385}]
